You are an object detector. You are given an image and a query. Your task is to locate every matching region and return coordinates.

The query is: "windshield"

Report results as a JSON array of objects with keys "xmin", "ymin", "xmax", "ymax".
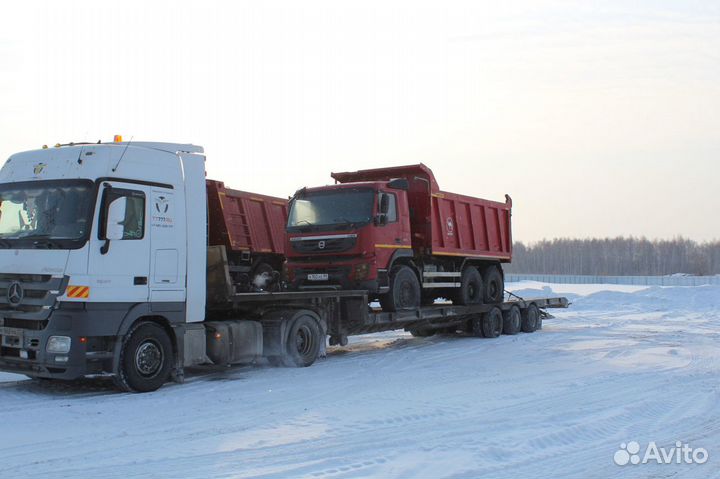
[
  {"xmin": 287, "ymin": 188, "xmax": 374, "ymax": 232},
  {"xmin": 0, "ymin": 180, "xmax": 95, "ymax": 248}
]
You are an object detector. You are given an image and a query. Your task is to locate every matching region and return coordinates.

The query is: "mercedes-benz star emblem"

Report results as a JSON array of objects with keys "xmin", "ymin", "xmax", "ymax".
[{"xmin": 7, "ymin": 282, "xmax": 24, "ymax": 307}]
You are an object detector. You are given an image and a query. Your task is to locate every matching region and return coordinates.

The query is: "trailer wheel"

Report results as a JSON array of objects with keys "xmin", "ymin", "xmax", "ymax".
[
  {"xmin": 502, "ymin": 305, "xmax": 522, "ymax": 335},
  {"xmin": 283, "ymin": 315, "xmax": 322, "ymax": 367},
  {"xmin": 482, "ymin": 266, "xmax": 504, "ymax": 304},
  {"xmin": 482, "ymin": 307, "xmax": 503, "ymax": 338},
  {"xmin": 380, "ymin": 265, "xmax": 421, "ymax": 312},
  {"xmin": 454, "ymin": 267, "xmax": 483, "ymax": 305},
  {"xmin": 115, "ymin": 322, "xmax": 173, "ymax": 393},
  {"xmin": 522, "ymin": 303, "xmax": 540, "ymax": 333}
]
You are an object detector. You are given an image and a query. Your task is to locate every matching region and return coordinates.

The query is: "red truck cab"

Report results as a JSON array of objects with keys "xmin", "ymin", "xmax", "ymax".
[{"xmin": 286, "ymin": 164, "xmax": 512, "ymax": 312}]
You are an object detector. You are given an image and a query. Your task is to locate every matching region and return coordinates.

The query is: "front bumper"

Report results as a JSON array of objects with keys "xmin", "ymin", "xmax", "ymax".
[
  {"xmin": 0, "ymin": 304, "xmax": 120, "ymax": 380},
  {"xmin": 287, "ymin": 262, "xmax": 381, "ymax": 292}
]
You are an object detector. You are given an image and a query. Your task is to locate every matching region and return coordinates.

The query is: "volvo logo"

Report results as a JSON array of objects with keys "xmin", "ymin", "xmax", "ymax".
[
  {"xmin": 7, "ymin": 282, "xmax": 24, "ymax": 307},
  {"xmin": 318, "ymin": 240, "xmax": 326, "ymax": 250}
]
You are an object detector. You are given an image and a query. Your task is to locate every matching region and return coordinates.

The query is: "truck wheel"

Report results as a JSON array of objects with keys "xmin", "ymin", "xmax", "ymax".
[
  {"xmin": 482, "ymin": 266, "xmax": 504, "ymax": 304},
  {"xmin": 283, "ymin": 315, "xmax": 322, "ymax": 367},
  {"xmin": 115, "ymin": 322, "xmax": 173, "ymax": 393},
  {"xmin": 502, "ymin": 305, "xmax": 522, "ymax": 335},
  {"xmin": 380, "ymin": 265, "xmax": 421, "ymax": 312},
  {"xmin": 469, "ymin": 316, "xmax": 484, "ymax": 337},
  {"xmin": 522, "ymin": 303, "xmax": 540, "ymax": 333},
  {"xmin": 454, "ymin": 267, "xmax": 483, "ymax": 305},
  {"xmin": 482, "ymin": 307, "xmax": 503, "ymax": 338}
]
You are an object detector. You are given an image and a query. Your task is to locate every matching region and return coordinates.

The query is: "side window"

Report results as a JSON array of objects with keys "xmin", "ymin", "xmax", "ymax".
[
  {"xmin": 379, "ymin": 192, "xmax": 398, "ymax": 223},
  {"xmin": 99, "ymin": 187, "xmax": 146, "ymax": 240}
]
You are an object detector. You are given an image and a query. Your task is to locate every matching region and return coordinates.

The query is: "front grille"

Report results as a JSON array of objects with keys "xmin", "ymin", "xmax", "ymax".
[
  {"xmin": 2, "ymin": 318, "xmax": 49, "ymax": 330},
  {"xmin": 0, "ymin": 274, "xmax": 68, "ymax": 324},
  {"xmin": 291, "ymin": 235, "xmax": 357, "ymax": 254}
]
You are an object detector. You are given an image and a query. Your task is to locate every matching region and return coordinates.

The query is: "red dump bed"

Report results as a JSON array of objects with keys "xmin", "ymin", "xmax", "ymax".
[
  {"xmin": 331, "ymin": 164, "xmax": 512, "ymax": 261},
  {"xmin": 206, "ymin": 180, "xmax": 288, "ymax": 255}
]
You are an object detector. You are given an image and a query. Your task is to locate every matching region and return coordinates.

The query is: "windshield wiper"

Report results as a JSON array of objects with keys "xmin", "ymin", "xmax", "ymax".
[{"xmin": 19, "ymin": 234, "xmax": 65, "ymax": 249}]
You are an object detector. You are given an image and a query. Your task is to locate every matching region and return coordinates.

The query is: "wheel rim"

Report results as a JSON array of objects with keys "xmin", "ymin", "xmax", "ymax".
[
  {"xmin": 295, "ymin": 324, "xmax": 315, "ymax": 357},
  {"xmin": 468, "ymin": 283, "xmax": 476, "ymax": 299},
  {"xmin": 488, "ymin": 281, "xmax": 498, "ymax": 299},
  {"xmin": 399, "ymin": 280, "xmax": 416, "ymax": 307},
  {"xmin": 135, "ymin": 340, "xmax": 163, "ymax": 377}
]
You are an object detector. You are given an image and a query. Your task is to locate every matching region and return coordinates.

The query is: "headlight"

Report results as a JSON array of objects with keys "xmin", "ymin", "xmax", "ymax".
[
  {"xmin": 46, "ymin": 336, "xmax": 71, "ymax": 354},
  {"xmin": 354, "ymin": 262, "xmax": 370, "ymax": 280}
]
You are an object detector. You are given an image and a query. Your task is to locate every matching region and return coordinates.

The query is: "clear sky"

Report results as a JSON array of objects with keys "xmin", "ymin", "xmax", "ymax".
[{"xmin": 1, "ymin": 1, "xmax": 718, "ymax": 243}]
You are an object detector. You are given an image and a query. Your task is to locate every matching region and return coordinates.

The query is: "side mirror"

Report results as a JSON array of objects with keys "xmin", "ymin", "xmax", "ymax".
[
  {"xmin": 379, "ymin": 194, "xmax": 389, "ymax": 214},
  {"xmin": 374, "ymin": 214, "xmax": 388, "ymax": 226},
  {"xmin": 105, "ymin": 196, "xmax": 127, "ymax": 240}
]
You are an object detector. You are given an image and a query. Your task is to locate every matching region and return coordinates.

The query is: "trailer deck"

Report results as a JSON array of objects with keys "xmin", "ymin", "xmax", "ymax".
[{"xmin": 221, "ymin": 290, "xmax": 569, "ymax": 339}]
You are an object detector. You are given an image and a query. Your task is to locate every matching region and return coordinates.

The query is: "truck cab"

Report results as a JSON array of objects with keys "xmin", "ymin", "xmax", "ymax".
[
  {"xmin": 286, "ymin": 180, "xmax": 413, "ymax": 294},
  {"xmin": 0, "ymin": 141, "xmax": 207, "ymax": 390}
]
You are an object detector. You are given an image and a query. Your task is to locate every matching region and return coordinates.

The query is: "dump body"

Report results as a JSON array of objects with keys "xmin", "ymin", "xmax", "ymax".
[
  {"xmin": 331, "ymin": 164, "xmax": 512, "ymax": 261},
  {"xmin": 206, "ymin": 180, "xmax": 287, "ymax": 256}
]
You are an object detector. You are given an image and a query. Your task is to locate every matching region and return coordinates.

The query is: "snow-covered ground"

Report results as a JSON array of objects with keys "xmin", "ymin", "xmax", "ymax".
[{"xmin": 2, "ymin": 282, "xmax": 719, "ymax": 478}]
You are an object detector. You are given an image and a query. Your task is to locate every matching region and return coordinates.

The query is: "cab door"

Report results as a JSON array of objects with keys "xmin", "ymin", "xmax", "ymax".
[
  {"xmin": 149, "ymin": 188, "xmax": 186, "ymax": 304},
  {"xmin": 375, "ymin": 190, "xmax": 408, "ymax": 268},
  {"xmin": 88, "ymin": 181, "xmax": 151, "ymax": 302}
]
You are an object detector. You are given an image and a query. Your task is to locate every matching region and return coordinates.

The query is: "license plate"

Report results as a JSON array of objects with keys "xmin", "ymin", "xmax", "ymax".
[{"xmin": 307, "ymin": 273, "xmax": 329, "ymax": 281}]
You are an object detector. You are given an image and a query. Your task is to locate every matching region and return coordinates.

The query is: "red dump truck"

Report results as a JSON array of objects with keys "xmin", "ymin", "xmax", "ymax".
[
  {"xmin": 285, "ymin": 164, "xmax": 512, "ymax": 311},
  {"xmin": 206, "ymin": 180, "xmax": 287, "ymax": 293}
]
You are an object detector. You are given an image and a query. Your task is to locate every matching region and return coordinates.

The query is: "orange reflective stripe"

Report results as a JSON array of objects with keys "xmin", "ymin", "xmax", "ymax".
[{"xmin": 66, "ymin": 286, "xmax": 90, "ymax": 298}]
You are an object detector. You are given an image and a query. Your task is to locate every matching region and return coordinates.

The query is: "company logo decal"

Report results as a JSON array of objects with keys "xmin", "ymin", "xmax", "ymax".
[
  {"xmin": 33, "ymin": 163, "xmax": 47, "ymax": 175},
  {"xmin": 155, "ymin": 196, "xmax": 169, "ymax": 214},
  {"xmin": 152, "ymin": 195, "xmax": 174, "ymax": 229},
  {"xmin": 7, "ymin": 282, "xmax": 24, "ymax": 307},
  {"xmin": 446, "ymin": 217, "xmax": 454, "ymax": 236}
]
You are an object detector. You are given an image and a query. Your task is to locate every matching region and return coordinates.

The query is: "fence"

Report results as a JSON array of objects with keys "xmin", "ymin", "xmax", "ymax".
[{"xmin": 505, "ymin": 274, "xmax": 720, "ymax": 287}]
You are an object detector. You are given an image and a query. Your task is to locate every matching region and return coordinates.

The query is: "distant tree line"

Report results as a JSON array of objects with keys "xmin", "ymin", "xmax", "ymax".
[{"xmin": 505, "ymin": 237, "xmax": 720, "ymax": 276}]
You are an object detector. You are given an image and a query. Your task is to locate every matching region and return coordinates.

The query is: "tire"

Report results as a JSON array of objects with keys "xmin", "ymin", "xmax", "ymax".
[
  {"xmin": 282, "ymin": 314, "xmax": 322, "ymax": 367},
  {"xmin": 409, "ymin": 328, "xmax": 436, "ymax": 337},
  {"xmin": 482, "ymin": 265, "xmax": 504, "ymax": 304},
  {"xmin": 115, "ymin": 322, "xmax": 173, "ymax": 393},
  {"xmin": 379, "ymin": 265, "xmax": 421, "ymax": 312},
  {"xmin": 502, "ymin": 305, "xmax": 522, "ymax": 335},
  {"xmin": 453, "ymin": 267, "xmax": 483, "ymax": 305},
  {"xmin": 482, "ymin": 307, "xmax": 503, "ymax": 338},
  {"xmin": 522, "ymin": 303, "xmax": 540, "ymax": 333},
  {"xmin": 469, "ymin": 316, "xmax": 484, "ymax": 337},
  {"xmin": 251, "ymin": 262, "xmax": 277, "ymax": 291}
]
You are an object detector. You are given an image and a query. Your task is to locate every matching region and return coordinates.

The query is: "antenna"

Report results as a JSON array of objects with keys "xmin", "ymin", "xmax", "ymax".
[{"xmin": 111, "ymin": 136, "xmax": 133, "ymax": 172}]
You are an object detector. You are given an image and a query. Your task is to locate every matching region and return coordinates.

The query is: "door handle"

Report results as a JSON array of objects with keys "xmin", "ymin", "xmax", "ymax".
[{"xmin": 134, "ymin": 276, "xmax": 148, "ymax": 285}]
